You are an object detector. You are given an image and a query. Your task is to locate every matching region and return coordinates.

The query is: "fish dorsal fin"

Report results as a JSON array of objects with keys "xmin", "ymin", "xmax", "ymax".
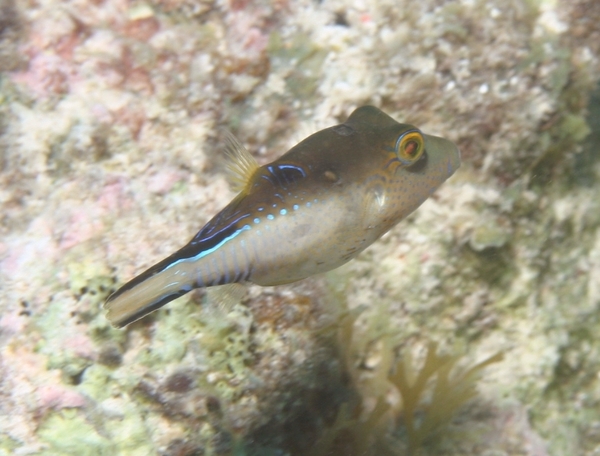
[{"xmin": 223, "ymin": 130, "xmax": 260, "ymax": 194}]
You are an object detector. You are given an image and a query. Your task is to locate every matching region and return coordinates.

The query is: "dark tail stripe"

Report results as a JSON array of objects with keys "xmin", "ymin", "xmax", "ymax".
[{"xmin": 113, "ymin": 288, "xmax": 190, "ymax": 328}]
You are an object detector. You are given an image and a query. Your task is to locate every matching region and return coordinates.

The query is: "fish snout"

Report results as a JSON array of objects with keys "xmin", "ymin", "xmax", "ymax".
[{"xmin": 424, "ymin": 134, "xmax": 461, "ymax": 178}]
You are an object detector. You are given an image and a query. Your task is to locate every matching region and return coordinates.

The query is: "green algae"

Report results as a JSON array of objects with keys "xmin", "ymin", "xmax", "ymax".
[
  {"xmin": 33, "ymin": 263, "xmax": 123, "ymax": 384},
  {"xmin": 38, "ymin": 410, "xmax": 114, "ymax": 456},
  {"xmin": 391, "ymin": 343, "xmax": 503, "ymax": 454},
  {"xmin": 306, "ymin": 292, "xmax": 504, "ymax": 456},
  {"xmin": 469, "ymin": 223, "xmax": 511, "ymax": 252},
  {"xmin": 77, "ymin": 364, "xmax": 115, "ymax": 402},
  {"xmin": 267, "ymin": 32, "xmax": 327, "ymax": 100},
  {"xmin": 38, "ymin": 407, "xmax": 154, "ymax": 456},
  {"xmin": 0, "ymin": 435, "xmax": 20, "ymax": 456},
  {"xmin": 33, "ymin": 300, "xmax": 93, "ymax": 384},
  {"xmin": 133, "ymin": 303, "xmax": 201, "ymax": 366}
]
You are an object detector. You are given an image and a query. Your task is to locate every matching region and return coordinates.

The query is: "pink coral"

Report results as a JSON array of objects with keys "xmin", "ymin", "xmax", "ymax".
[{"xmin": 37, "ymin": 384, "xmax": 86, "ymax": 411}]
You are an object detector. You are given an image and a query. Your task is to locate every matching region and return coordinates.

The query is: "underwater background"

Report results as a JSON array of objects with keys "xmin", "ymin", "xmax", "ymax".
[{"xmin": 1, "ymin": 0, "xmax": 599, "ymax": 454}]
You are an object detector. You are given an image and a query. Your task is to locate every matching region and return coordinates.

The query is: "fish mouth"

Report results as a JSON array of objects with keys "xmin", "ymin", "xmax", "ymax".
[{"xmin": 447, "ymin": 142, "xmax": 461, "ymax": 176}]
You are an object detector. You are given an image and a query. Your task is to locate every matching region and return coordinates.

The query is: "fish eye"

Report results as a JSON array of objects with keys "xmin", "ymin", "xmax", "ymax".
[{"xmin": 395, "ymin": 130, "xmax": 425, "ymax": 165}]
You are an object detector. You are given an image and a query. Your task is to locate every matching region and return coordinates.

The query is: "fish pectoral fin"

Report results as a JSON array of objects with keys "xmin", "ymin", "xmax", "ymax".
[
  {"xmin": 206, "ymin": 283, "xmax": 247, "ymax": 313},
  {"xmin": 223, "ymin": 130, "xmax": 260, "ymax": 194},
  {"xmin": 360, "ymin": 183, "xmax": 387, "ymax": 229}
]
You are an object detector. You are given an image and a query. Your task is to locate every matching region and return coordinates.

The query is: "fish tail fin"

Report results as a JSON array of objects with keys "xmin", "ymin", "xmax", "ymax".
[{"xmin": 104, "ymin": 257, "xmax": 195, "ymax": 328}]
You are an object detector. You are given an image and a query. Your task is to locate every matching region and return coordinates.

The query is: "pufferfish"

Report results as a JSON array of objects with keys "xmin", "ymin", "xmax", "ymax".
[{"xmin": 104, "ymin": 106, "xmax": 460, "ymax": 327}]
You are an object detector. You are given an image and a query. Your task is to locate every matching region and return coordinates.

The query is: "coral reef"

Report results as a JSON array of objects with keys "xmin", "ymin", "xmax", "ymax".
[{"xmin": 1, "ymin": 0, "xmax": 599, "ymax": 454}]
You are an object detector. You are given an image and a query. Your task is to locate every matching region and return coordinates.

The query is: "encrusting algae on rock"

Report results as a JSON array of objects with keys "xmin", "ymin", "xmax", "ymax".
[
  {"xmin": 3, "ymin": 0, "xmax": 599, "ymax": 453},
  {"xmin": 104, "ymin": 106, "xmax": 460, "ymax": 328}
]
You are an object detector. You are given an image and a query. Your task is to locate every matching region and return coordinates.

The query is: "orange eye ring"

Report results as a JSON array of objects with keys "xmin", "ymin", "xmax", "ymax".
[{"xmin": 395, "ymin": 130, "xmax": 424, "ymax": 165}]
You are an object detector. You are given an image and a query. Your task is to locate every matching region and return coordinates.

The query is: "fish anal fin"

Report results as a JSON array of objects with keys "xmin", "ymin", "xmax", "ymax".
[
  {"xmin": 206, "ymin": 283, "xmax": 247, "ymax": 314},
  {"xmin": 223, "ymin": 130, "xmax": 260, "ymax": 194}
]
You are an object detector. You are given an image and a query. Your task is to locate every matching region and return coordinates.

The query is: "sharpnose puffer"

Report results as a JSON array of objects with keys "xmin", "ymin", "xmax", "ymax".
[{"xmin": 104, "ymin": 106, "xmax": 460, "ymax": 327}]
